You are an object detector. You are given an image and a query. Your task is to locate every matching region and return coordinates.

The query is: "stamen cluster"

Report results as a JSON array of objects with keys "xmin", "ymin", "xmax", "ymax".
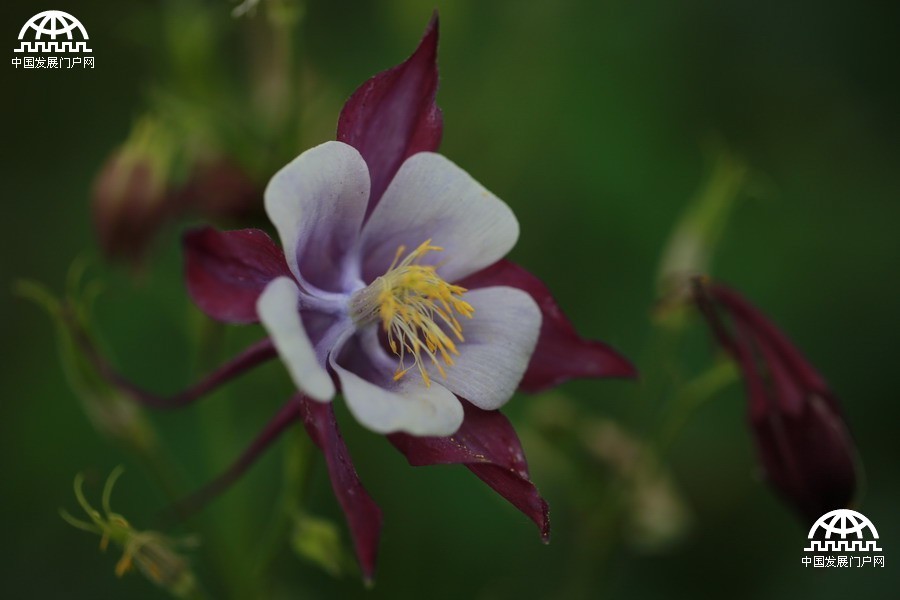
[{"xmin": 351, "ymin": 240, "xmax": 474, "ymax": 385}]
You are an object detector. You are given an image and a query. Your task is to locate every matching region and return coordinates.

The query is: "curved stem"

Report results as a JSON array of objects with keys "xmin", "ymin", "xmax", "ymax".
[
  {"xmin": 72, "ymin": 313, "xmax": 277, "ymax": 409},
  {"xmin": 162, "ymin": 399, "xmax": 303, "ymax": 522},
  {"xmin": 655, "ymin": 360, "xmax": 738, "ymax": 452}
]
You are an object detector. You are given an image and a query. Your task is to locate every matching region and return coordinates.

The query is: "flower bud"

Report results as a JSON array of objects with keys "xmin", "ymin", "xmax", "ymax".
[
  {"xmin": 91, "ymin": 117, "xmax": 175, "ymax": 265},
  {"xmin": 175, "ymin": 157, "xmax": 261, "ymax": 221},
  {"xmin": 694, "ymin": 281, "xmax": 860, "ymax": 523}
]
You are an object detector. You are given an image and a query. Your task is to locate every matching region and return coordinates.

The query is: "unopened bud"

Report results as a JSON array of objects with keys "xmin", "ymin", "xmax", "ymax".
[
  {"xmin": 91, "ymin": 117, "xmax": 175, "ymax": 265},
  {"xmin": 694, "ymin": 281, "xmax": 860, "ymax": 523},
  {"xmin": 176, "ymin": 157, "xmax": 261, "ymax": 221}
]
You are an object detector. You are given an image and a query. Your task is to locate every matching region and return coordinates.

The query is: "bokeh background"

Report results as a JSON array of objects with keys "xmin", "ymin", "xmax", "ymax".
[{"xmin": 3, "ymin": 0, "xmax": 899, "ymax": 598}]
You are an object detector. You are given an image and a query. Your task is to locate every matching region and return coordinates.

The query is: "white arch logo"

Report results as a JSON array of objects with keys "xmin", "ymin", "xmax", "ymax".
[
  {"xmin": 14, "ymin": 10, "xmax": 92, "ymax": 54},
  {"xmin": 804, "ymin": 509, "xmax": 882, "ymax": 552}
]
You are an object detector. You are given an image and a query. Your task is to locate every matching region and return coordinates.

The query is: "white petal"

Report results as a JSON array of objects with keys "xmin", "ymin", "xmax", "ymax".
[
  {"xmin": 265, "ymin": 141, "xmax": 370, "ymax": 293},
  {"xmin": 359, "ymin": 152, "xmax": 519, "ymax": 283},
  {"xmin": 257, "ymin": 277, "xmax": 336, "ymax": 402},
  {"xmin": 331, "ymin": 329, "xmax": 464, "ymax": 436},
  {"xmin": 436, "ymin": 286, "xmax": 541, "ymax": 410}
]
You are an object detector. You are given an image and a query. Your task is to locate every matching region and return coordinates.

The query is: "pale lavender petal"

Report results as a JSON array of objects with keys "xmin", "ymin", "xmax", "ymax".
[
  {"xmin": 257, "ymin": 277, "xmax": 335, "ymax": 401},
  {"xmin": 435, "ymin": 287, "xmax": 541, "ymax": 411},
  {"xmin": 331, "ymin": 328, "xmax": 464, "ymax": 436},
  {"xmin": 359, "ymin": 152, "xmax": 518, "ymax": 283},
  {"xmin": 264, "ymin": 141, "xmax": 370, "ymax": 294}
]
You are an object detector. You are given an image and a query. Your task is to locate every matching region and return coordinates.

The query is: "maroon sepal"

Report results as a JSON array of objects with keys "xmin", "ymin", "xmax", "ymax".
[
  {"xmin": 695, "ymin": 281, "xmax": 859, "ymax": 523},
  {"xmin": 300, "ymin": 398, "xmax": 383, "ymax": 583},
  {"xmin": 337, "ymin": 14, "xmax": 443, "ymax": 216},
  {"xmin": 389, "ymin": 400, "xmax": 550, "ymax": 542},
  {"xmin": 460, "ymin": 260, "xmax": 636, "ymax": 392},
  {"xmin": 183, "ymin": 227, "xmax": 291, "ymax": 324}
]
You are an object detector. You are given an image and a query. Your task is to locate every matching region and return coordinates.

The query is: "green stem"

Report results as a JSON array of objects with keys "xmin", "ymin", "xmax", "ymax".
[
  {"xmin": 654, "ymin": 359, "xmax": 737, "ymax": 453},
  {"xmin": 629, "ymin": 321, "xmax": 687, "ymax": 437},
  {"xmin": 254, "ymin": 426, "xmax": 317, "ymax": 588},
  {"xmin": 563, "ymin": 481, "xmax": 625, "ymax": 599},
  {"xmin": 187, "ymin": 313, "xmax": 256, "ymax": 600}
]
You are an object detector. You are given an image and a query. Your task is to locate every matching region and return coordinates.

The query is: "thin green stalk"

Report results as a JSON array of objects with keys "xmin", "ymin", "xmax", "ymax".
[
  {"xmin": 254, "ymin": 426, "xmax": 317, "ymax": 586},
  {"xmin": 187, "ymin": 312, "xmax": 256, "ymax": 600},
  {"xmin": 654, "ymin": 360, "xmax": 738, "ymax": 453}
]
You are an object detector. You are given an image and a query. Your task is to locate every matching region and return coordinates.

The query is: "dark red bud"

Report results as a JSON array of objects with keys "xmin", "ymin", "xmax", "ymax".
[
  {"xmin": 176, "ymin": 159, "xmax": 261, "ymax": 221},
  {"xmin": 91, "ymin": 150, "xmax": 173, "ymax": 265},
  {"xmin": 695, "ymin": 281, "xmax": 860, "ymax": 524}
]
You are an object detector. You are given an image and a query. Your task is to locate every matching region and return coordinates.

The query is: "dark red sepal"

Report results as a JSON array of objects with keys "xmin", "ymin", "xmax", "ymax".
[
  {"xmin": 389, "ymin": 400, "xmax": 550, "ymax": 542},
  {"xmin": 460, "ymin": 260, "xmax": 636, "ymax": 392},
  {"xmin": 337, "ymin": 14, "xmax": 443, "ymax": 216},
  {"xmin": 300, "ymin": 398, "xmax": 383, "ymax": 583},
  {"xmin": 183, "ymin": 227, "xmax": 291, "ymax": 324}
]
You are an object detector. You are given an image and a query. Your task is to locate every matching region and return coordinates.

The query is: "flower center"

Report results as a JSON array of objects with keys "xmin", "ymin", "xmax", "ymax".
[{"xmin": 349, "ymin": 240, "xmax": 474, "ymax": 386}]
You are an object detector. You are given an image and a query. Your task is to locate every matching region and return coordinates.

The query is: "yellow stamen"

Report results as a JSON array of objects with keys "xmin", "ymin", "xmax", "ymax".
[
  {"xmin": 350, "ymin": 240, "xmax": 474, "ymax": 386},
  {"xmin": 115, "ymin": 552, "xmax": 134, "ymax": 577}
]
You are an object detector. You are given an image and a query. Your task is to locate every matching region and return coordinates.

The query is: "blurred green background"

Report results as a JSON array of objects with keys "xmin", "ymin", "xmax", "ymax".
[{"xmin": 4, "ymin": 0, "xmax": 899, "ymax": 598}]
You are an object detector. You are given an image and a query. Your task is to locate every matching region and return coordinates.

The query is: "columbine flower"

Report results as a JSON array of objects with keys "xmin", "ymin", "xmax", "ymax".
[
  {"xmin": 86, "ymin": 15, "xmax": 633, "ymax": 582},
  {"xmin": 190, "ymin": 134, "xmax": 543, "ymax": 435},
  {"xmin": 693, "ymin": 279, "xmax": 859, "ymax": 523}
]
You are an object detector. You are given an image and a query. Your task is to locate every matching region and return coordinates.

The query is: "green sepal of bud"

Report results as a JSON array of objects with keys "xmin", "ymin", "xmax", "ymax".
[{"xmin": 655, "ymin": 144, "xmax": 749, "ymax": 327}]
